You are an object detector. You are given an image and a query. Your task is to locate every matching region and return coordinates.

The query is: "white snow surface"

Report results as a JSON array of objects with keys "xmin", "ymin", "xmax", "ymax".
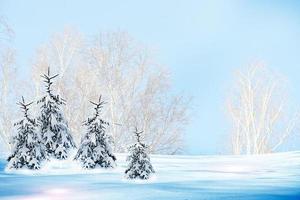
[{"xmin": 0, "ymin": 151, "xmax": 300, "ymax": 200}]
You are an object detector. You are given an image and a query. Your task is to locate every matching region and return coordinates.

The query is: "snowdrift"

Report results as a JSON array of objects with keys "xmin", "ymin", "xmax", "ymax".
[{"xmin": 0, "ymin": 151, "xmax": 300, "ymax": 200}]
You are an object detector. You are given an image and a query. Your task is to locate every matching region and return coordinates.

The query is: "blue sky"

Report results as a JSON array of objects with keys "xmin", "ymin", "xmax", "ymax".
[{"xmin": 1, "ymin": 0, "xmax": 300, "ymax": 154}]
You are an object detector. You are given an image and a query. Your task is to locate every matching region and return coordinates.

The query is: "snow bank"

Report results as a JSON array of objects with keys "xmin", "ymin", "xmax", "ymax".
[{"xmin": 0, "ymin": 151, "xmax": 300, "ymax": 200}]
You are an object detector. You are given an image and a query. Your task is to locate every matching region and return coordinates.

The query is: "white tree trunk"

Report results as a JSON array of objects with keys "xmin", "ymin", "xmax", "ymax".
[{"xmin": 227, "ymin": 63, "xmax": 298, "ymax": 155}]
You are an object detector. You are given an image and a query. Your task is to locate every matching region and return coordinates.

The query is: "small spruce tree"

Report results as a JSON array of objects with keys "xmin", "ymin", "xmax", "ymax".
[
  {"xmin": 125, "ymin": 127, "xmax": 155, "ymax": 180},
  {"xmin": 7, "ymin": 97, "xmax": 47, "ymax": 170},
  {"xmin": 37, "ymin": 68, "xmax": 76, "ymax": 159},
  {"xmin": 74, "ymin": 96, "xmax": 116, "ymax": 169}
]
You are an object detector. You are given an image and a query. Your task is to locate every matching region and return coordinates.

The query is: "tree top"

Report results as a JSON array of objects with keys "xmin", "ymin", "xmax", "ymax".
[
  {"xmin": 41, "ymin": 67, "xmax": 59, "ymax": 94},
  {"xmin": 89, "ymin": 95, "xmax": 107, "ymax": 117},
  {"xmin": 17, "ymin": 96, "xmax": 33, "ymax": 118},
  {"xmin": 134, "ymin": 127, "xmax": 143, "ymax": 144}
]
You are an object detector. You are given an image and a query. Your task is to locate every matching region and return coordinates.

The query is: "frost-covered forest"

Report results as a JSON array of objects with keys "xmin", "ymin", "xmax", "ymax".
[
  {"xmin": 1, "ymin": 18, "xmax": 299, "ymax": 156},
  {"xmin": 1, "ymin": 1, "xmax": 300, "ymax": 199},
  {"xmin": 0, "ymin": 25, "xmax": 190, "ymax": 155}
]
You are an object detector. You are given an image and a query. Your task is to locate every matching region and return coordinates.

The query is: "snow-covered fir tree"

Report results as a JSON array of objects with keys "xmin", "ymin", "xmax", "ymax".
[
  {"xmin": 125, "ymin": 128, "xmax": 155, "ymax": 180},
  {"xmin": 7, "ymin": 97, "xmax": 47, "ymax": 170},
  {"xmin": 37, "ymin": 68, "xmax": 76, "ymax": 159},
  {"xmin": 74, "ymin": 96, "xmax": 116, "ymax": 169}
]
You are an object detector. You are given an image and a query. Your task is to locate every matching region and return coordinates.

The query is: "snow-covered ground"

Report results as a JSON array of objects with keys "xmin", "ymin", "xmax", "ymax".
[{"xmin": 0, "ymin": 151, "xmax": 300, "ymax": 200}]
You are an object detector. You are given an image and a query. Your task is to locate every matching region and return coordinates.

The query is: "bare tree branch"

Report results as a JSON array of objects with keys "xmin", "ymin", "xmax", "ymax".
[{"xmin": 227, "ymin": 63, "xmax": 299, "ymax": 154}]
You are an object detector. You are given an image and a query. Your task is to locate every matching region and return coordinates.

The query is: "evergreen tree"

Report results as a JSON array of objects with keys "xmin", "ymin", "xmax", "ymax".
[
  {"xmin": 7, "ymin": 97, "xmax": 47, "ymax": 170},
  {"xmin": 75, "ymin": 96, "xmax": 116, "ymax": 169},
  {"xmin": 37, "ymin": 68, "xmax": 76, "ymax": 159},
  {"xmin": 125, "ymin": 128, "xmax": 155, "ymax": 180}
]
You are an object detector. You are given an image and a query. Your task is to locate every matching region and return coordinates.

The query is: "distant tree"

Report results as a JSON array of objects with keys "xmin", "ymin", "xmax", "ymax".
[
  {"xmin": 227, "ymin": 64, "xmax": 299, "ymax": 154},
  {"xmin": 7, "ymin": 97, "xmax": 47, "ymax": 170},
  {"xmin": 0, "ymin": 17, "xmax": 14, "ymax": 42},
  {"xmin": 74, "ymin": 96, "xmax": 116, "ymax": 169},
  {"xmin": 125, "ymin": 127, "xmax": 155, "ymax": 180},
  {"xmin": 37, "ymin": 68, "xmax": 76, "ymax": 159}
]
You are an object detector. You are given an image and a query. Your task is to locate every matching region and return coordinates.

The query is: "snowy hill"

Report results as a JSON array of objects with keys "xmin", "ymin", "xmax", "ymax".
[{"xmin": 0, "ymin": 151, "xmax": 300, "ymax": 200}]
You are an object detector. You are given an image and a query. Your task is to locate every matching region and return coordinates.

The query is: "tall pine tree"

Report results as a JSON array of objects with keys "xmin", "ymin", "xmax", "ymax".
[
  {"xmin": 75, "ymin": 96, "xmax": 116, "ymax": 169},
  {"xmin": 38, "ymin": 68, "xmax": 76, "ymax": 159},
  {"xmin": 125, "ymin": 127, "xmax": 155, "ymax": 180},
  {"xmin": 7, "ymin": 97, "xmax": 47, "ymax": 170}
]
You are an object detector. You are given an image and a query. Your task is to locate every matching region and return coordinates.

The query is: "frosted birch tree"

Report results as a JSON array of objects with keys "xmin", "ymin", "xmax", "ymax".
[
  {"xmin": 0, "ymin": 17, "xmax": 17, "ymax": 152},
  {"xmin": 227, "ymin": 64, "xmax": 299, "ymax": 154},
  {"xmin": 86, "ymin": 31, "xmax": 189, "ymax": 154},
  {"xmin": 30, "ymin": 29, "xmax": 190, "ymax": 154}
]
